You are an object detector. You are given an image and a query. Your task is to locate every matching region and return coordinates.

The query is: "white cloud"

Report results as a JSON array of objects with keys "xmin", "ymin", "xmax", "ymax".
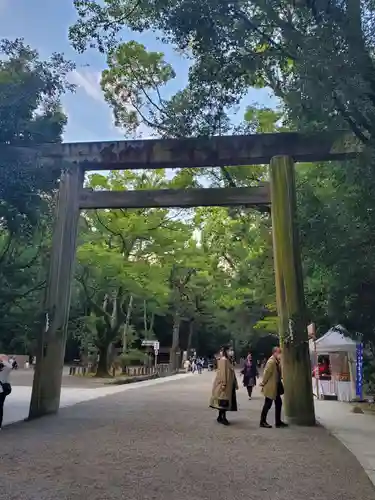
[
  {"xmin": 67, "ymin": 69, "xmax": 155, "ymax": 140},
  {"xmin": 69, "ymin": 69, "xmax": 105, "ymax": 103}
]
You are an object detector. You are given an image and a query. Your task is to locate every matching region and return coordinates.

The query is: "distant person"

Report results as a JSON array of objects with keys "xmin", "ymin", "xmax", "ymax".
[
  {"xmin": 209, "ymin": 346, "xmax": 238, "ymax": 426},
  {"xmin": 8, "ymin": 357, "xmax": 17, "ymax": 370},
  {"xmin": 191, "ymin": 358, "xmax": 197, "ymax": 373},
  {"xmin": 241, "ymin": 352, "xmax": 258, "ymax": 399},
  {"xmin": 197, "ymin": 358, "xmax": 203, "ymax": 374},
  {"xmin": 0, "ymin": 356, "xmax": 14, "ymax": 429},
  {"xmin": 312, "ymin": 356, "xmax": 330, "ymax": 378},
  {"xmin": 259, "ymin": 347, "xmax": 288, "ymax": 429},
  {"xmin": 184, "ymin": 359, "xmax": 191, "ymax": 373}
]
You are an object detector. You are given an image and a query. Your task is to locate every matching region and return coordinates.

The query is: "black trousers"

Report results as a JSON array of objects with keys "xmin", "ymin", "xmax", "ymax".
[
  {"xmin": 260, "ymin": 395, "xmax": 282, "ymax": 424},
  {"xmin": 0, "ymin": 392, "xmax": 7, "ymax": 428},
  {"xmin": 246, "ymin": 386, "xmax": 253, "ymax": 397}
]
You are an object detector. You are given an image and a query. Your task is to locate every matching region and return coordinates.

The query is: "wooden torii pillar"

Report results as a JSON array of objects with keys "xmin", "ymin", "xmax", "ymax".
[
  {"xmin": 29, "ymin": 165, "xmax": 84, "ymax": 419},
  {"xmin": 269, "ymin": 156, "xmax": 315, "ymax": 426}
]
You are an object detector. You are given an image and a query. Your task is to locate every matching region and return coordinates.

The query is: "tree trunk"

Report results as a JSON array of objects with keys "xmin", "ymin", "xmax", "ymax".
[
  {"xmin": 107, "ymin": 342, "xmax": 116, "ymax": 375},
  {"xmin": 123, "ymin": 295, "xmax": 134, "ymax": 353},
  {"xmin": 143, "ymin": 299, "xmax": 148, "ymax": 335},
  {"xmin": 187, "ymin": 319, "xmax": 194, "ymax": 357},
  {"xmin": 149, "ymin": 312, "xmax": 155, "ymax": 334},
  {"xmin": 121, "ymin": 295, "xmax": 134, "ymax": 373},
  {"xmin": 269, "ymin": 155, "xmax": 315, "ymax": 426},
  {"xmin": 143, "ymin": 301, "xmax": 155, "ymax": 337},
  {"xmin": 170, "ymin": 312, "xmax": 180, "ymax": 372},
  {"xmin": 95, "ymin": 344, "xmax": 110, "ymax": 377}
]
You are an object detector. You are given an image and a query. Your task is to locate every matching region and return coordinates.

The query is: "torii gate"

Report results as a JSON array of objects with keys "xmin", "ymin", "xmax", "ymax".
[{"xmin": 27, "ymin": 131, "xmax": 361, "ymax": 426}]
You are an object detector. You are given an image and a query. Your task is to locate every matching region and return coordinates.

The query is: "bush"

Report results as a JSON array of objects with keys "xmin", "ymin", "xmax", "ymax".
[{"xmin": 119, "ymin": 349, "xmax": 149, "ymax": 368}]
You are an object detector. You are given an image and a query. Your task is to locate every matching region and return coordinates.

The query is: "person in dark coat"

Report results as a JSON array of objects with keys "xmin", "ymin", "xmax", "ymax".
[{"xmin": 241, "ymin": 352, "xmax": 258, "ymax": 399}]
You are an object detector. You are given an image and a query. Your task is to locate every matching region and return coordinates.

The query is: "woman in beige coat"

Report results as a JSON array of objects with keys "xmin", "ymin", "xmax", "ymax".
[{"xmin": 209, "ymin": 346, "xmax": 238, "ymax": 425}]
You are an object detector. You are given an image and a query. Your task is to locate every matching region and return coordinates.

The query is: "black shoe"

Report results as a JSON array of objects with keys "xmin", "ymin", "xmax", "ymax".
[
  {"xmin": 222, "ymin": 418, "xmax": 230, "ymax": 426},
  {"xmin": 217, "ymin": 415, "xmax": 223, "ymax": 424},
  {"xmin": 260, "ymin": 422, "xmax": 272, "ymax": 428},
  {"xmin": 276, "ymin": 421, "xmax": 288, "ymax": 428}
]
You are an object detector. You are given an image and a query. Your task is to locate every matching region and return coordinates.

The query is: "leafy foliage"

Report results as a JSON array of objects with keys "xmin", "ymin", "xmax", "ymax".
[
  {"xmin": 0, "ymin": 38, "xmax": 73, "ymax": 354},
  {"xmin": 0, "ymin": 38, "xmax": 74, "ymax": 232},
  {"xmin": 70, "ymin": 0, "xmax": 375, "ymax": 144}
]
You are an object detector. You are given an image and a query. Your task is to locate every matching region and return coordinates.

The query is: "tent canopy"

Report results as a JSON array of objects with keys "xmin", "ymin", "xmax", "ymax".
[{"xmin": 309, "ymin": 326, "xmax": 357, "ymax": 354}]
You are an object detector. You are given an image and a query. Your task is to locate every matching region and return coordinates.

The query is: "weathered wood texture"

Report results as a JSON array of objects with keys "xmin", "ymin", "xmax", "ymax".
[
  {"xmin": 42, "ymin": 131, "xmax": 361, "ymax": 170},
  {"xmin": 269, "ymin": 155, "xmax": 315, "ymax": 426},
  {"xmin": 79, "ymin": 185, "xmax": 270, "ymax": 209},
  {"xmin": 29, "ymin": 165, "xmax": 84, "ymax": 419}
]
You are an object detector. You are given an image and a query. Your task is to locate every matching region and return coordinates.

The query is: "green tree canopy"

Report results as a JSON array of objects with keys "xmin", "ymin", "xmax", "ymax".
[{"xmin": 0, "ymin": 38, "xmax": 73, "ymax": 354}]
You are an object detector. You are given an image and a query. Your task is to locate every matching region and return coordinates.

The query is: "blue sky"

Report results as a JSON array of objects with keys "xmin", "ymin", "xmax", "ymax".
[{"xmin": 0, "ymin": 0, "xmax": 277, "ymax": 143}]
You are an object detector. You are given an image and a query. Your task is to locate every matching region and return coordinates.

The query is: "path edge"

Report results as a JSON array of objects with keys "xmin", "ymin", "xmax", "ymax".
[{"xmin": 315, "ymin": 415, "xmax": 375, "ymax": 488}]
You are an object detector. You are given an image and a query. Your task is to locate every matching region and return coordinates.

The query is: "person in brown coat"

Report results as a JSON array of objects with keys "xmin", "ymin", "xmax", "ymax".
[
  {"xmin": 209, "ymin": 346, "xmax": 238, "ymax": 425},
  {"xmin": 259, "ymin": 347, "xmax": 288, "ymax": 428}
]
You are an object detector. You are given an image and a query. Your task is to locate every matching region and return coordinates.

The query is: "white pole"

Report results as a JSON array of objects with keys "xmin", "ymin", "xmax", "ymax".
[
  {"xmin": 308, "ymin": 323, "xmax": 319, "ymax": 399},
  {"xmin": 314, "ymin": 339, "xmax": 320, "ymax": 399}
]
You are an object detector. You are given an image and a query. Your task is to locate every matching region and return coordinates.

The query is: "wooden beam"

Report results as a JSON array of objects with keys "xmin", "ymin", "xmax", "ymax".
[
  {"xmin": 42, "ymin": 131, "xmax": 361, "ymax": 171},
  {"xmin": 79, "ymin": 186, "xmax": 271, "ymax": 210}
]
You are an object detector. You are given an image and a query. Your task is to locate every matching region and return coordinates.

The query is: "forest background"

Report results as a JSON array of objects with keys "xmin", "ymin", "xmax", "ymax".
[{"xmin": 1, "ymin": 0, "xmax": 375, "ymax": 388}]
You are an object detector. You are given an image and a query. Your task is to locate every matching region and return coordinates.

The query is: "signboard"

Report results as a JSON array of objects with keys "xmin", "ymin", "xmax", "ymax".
[
  {"xmin": 142, "ymin": 340, "xmax": 160, "ymax": 352},
  {"xmin": 356, "ymin": 342, "xmax": 363, "ymax": 398},
  {"xmin": 142, "ymin": 340, "xmax": 155, "ymax": 346},
  {"xmin": 307, "ymin": 323, "xmax": 316, "ymax": 339}
]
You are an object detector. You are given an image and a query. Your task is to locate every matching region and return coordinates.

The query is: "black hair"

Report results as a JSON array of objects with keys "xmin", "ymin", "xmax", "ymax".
[{"xmin": 221, "ymin": 345, "xmax": 230, "ymax": 358}]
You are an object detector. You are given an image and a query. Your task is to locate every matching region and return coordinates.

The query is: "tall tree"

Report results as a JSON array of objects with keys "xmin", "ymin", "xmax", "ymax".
[
  {"xmin": 0, "ymin": 38, "xmax": 74, "ymax": 231},
  {"xmin": 0, "ymin": 38, "xmax": 74, "ymax": 354},
  {"xmin": 75, "ymin": 170, "xmax": 194, "ymax": 374},
  {"xmin": 70, "ymin": 0, "xmax": 375, "ymax": 144}
]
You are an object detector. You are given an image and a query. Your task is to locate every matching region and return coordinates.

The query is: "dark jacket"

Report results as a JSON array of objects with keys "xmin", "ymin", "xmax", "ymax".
[{"xmin": 241, "ymin": 361, "xmax": 258, "ymax": 387}]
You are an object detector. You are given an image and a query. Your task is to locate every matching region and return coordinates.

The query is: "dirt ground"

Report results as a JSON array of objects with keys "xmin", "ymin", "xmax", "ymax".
[
  {"xmin": 1, "ymin": 373, "xmax": 374, "ymax": 500},
  {"xmin": 10, "ymin": 367, "xmax": 112, "ymax": 388}
]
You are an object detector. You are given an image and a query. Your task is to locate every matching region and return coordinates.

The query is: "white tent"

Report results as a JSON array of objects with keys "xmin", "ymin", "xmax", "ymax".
[
  {"xmin": 309, "ymin": 326, "xmax": 357, "ymax": 401},
  {"xmin": 310, "ymin": 326, "xmax": 357, "ymax": 355}
]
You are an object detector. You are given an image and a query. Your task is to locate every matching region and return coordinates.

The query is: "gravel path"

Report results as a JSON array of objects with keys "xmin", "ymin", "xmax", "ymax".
[{"xmin": 1, "ymin": 372, "xmax": 374, "ymax": 500}]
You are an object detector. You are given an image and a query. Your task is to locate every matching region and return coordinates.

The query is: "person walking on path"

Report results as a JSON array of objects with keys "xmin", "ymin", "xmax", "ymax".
[
  {"xmin": 184, "ymin": 359, "xmax": 191, "ymax": 373},
  {"xmin": 209, "ymin": 346, "xmax": 238, "ymax": 426},
  {"xmin": 259, "ymin": 347, "xmax": 288, "ymax": 429},
  {"xmin": 0, "ymin": 355, "xmax": 13, "ymax": 429},
  {"xmin": 241, "ymin": 352, "xmax": 258, "ymax": 399},
  {"xmin": 197, "ymin": 358, "xmax": 203, "ymax": 374},
  {"xmin": 191, "ymin": 358, "xmax": 197, "ymax": 374}
]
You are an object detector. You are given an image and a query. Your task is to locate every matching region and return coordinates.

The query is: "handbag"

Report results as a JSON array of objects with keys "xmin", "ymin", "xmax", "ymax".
[
  {"xmin": 0, "ymin": 382, "xmax": 12, "ymax": 396},
  {"xmin": 218, "ymin": 399, "xmax": 230, "ymax": 408}
]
